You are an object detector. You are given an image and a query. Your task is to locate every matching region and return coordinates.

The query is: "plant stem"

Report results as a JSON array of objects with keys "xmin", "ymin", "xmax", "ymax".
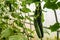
[
  {"xmin": 54, "ymin": 10, "xmax": 59, "ymax": 40},
  {"xmin": 41, "ymin": 38, "xmax": 42, "ymax": 40},
  {"xmin": 54, "ymin": 10, "xmax": 58, "ymax": 23},
  {"xmin": 57, "ymin": 31, "xmax": 59, "ymax": 40}
]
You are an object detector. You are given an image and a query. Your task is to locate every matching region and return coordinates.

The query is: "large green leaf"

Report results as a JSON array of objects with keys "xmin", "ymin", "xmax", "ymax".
[
  {"xmin": 1, "ymin": 28, "xmax": 12, "ymax": 38},
  {"xmin": 11, "ymin": 13, "xmax": 19, "ymax": 18},
  {"xmin": 49, "ymin": 23, "xmax": 60, "ymax": 32},
  {"xmin": 9, "ymin": 33, "xmax": 28, "ymax": 40},
  {"xmin": 44, "ymin": 2, "xmax": 58, "ymax": 10}
]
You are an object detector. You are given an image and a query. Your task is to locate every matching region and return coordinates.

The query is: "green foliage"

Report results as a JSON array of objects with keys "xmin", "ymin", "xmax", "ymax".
[
  {"xmin": 9, "ymin": 33, "xmax": 28, "ymax": 40},
  {"xmin": 5, "ymin": 0, "xmax": 18, "ymax": 12},
  {"xmin": 49, "ymin": 23, "xmax": 60, "ymax": 32},
  {"xmin": 43, "ymin": 0, "xmax": 60, "ymax": 10},
  {"xmin": 11, "ymin": 13, "xmax": 24, "ymax": 19},
  {"xmin": 0, "ymin": 0, "xmax": 34, "ymax": 40},
  {"xmin": 21, "ymin": 0, "xmax": 40, "ymax": 5},
  {"xmin": 20, "ymin": 7, "xmax": 31, "ymax": 13},
  {"xmin": 3, "ymin": 15, "xmax": 9, "ymax": 19},
  {"xmin": 1, "ymin": 28, "xmax": 12, "ymax": 38},
  {"xmin": 14, "ymin": 20, "xmax": 23, "ymax": 27},
  {"xmin": 57, "ymin": 2, "xmax": 60, "ymax": 8},
  {"xmin": 0, "ymin": 0, "xmax": 60, "ymax": 39},
  {"xmin": 44, "ymin": 2, "xmax": 58, "ymax": 10},
  {"xmin": 43, "ymin": 0, "xmax": 60, "ymax": 32}
]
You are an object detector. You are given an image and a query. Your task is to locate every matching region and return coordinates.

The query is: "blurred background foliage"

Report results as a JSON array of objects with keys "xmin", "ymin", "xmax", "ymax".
[{"xmin": 0, "ymin": 0, "xmax": 60, "ymax": 40}]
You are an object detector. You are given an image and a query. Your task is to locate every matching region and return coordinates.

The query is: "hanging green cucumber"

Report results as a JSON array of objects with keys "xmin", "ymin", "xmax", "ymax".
[{"xmin": 34, "ymin": 2, "xmax": 44, "ymax": 38}]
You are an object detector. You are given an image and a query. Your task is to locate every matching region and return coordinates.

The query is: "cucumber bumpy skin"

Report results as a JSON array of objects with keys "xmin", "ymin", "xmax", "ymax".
[{"xmin": 34, "ymin": 3, "xmax": 44, "ymax": 38}]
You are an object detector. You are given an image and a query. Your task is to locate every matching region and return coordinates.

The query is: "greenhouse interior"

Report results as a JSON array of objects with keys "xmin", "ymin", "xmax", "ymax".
[{"xmin": 0, "ymin": 0, "xmax": 60, "ymax": 40}]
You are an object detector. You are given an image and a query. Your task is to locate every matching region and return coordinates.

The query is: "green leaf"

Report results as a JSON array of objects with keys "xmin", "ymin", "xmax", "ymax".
[
  {"xmin": 9, "ymin": 33, "xmax": 28, "ymax": 40},
  {"xmin": 21, "ymin": 1, "xmax": 26, "ymax": 7},
  {"xmin": 14, "ymin": 20, "xmax": 23, "ymax": 27},
  {"xmin": 44, "ymin": 2, "xmax": 58, "ymax": 10},
  {"xmin": 57, "ymin": 2, "xmax": 60, "ymax": 7},
  {"xmin": 20, "ymin": 7, "xmax": 31, "ymax": 13},
  {"xmin": 49, "ymin": 23, "xmax": 60, "ymax": 32},
  {"xmin": 11, "ymin": 13, "xmax": 24, "ymax": 19},
  {"xmin": 1, "ymin": 28, "xmax": 12, "ymax": 38},
  {"xmin": 11, "ymin": 13, "xmax": 19, "ymax": 18}
]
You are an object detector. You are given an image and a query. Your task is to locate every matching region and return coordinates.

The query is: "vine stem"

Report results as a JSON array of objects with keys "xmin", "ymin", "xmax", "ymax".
[
  {"xmin": 41, "ymin": 38, "xmax": 42, "ymax": 40},
  {"xmin": 53, "ymin": 10, "xmax": 59, "ymax": 40},
  {"xmin": 57, "ymin": 31, "xmax": 59, "ymax": 40},
  {"xmin": 54, "ymin": 10, "xmax": 58, "ymax": 23}
]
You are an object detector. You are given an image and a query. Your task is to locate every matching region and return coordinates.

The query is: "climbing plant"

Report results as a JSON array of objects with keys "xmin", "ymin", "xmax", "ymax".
[
  {"xmin": 0, "ymin": 0, "xmax": 34, "ymax": 40},
  {"xmin": 0, "ymin": 0, "xmax": 60, "ymax": 40},
  {"xmin": 43, "ymin": 0, "xmax": 60, "ymax": 32}
]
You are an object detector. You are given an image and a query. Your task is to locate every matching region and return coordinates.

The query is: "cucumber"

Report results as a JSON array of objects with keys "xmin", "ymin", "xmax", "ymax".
[
  {"xmin": 34, "ymin": 18, "xmax": 42, "ymax": 38},
  {"xmin": 34, "ymin": 2, "xmax": 43, "ymax": 38}
]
